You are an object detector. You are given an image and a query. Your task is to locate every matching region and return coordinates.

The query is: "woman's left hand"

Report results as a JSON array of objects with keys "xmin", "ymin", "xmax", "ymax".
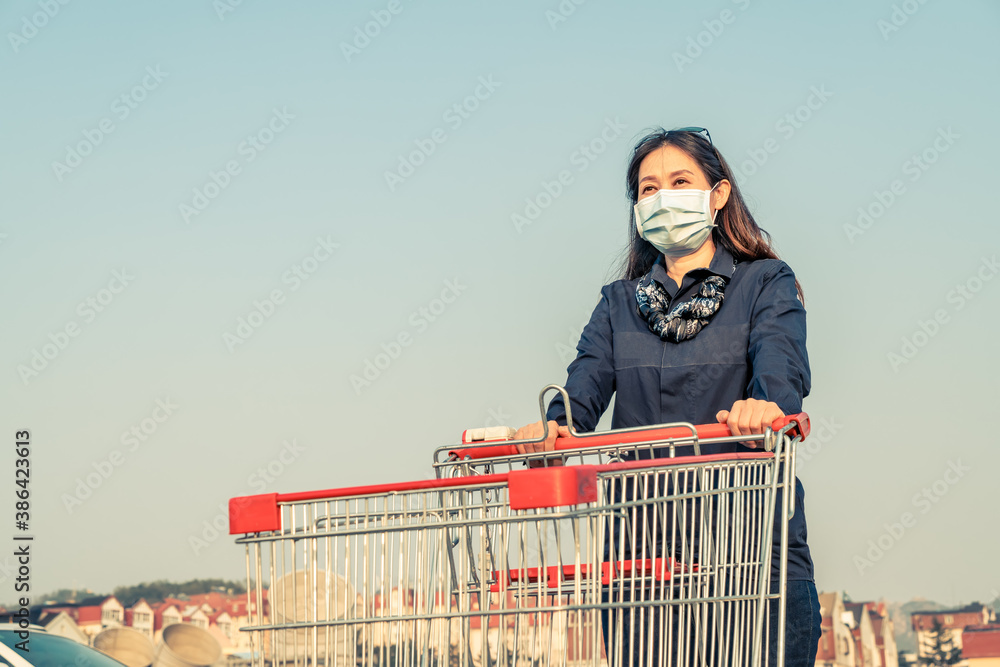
[{"xmin": 716, "ymin": 398, "xmax": 784, "ymax": 448}]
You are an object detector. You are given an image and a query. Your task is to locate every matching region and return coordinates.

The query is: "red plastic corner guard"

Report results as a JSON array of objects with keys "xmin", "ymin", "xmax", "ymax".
[
  {"xmin": 774, "ymin": 413, "xmax": 811, "ymax": 440},
  {"xmin": 508, "ymin": 465, "xmax": 597, "ymax": 510},
  {"xmin": 229, "ymin": 493, "xmax": 280, "ymax": 534}
]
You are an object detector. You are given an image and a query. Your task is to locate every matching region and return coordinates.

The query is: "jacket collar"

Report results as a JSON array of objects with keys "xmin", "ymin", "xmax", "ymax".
[{"xmin": 649, "ymin": 243, "xmax": 736, "ymax": 297}]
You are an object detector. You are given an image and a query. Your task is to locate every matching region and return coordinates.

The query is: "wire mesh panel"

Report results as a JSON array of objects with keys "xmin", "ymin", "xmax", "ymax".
[
  {"xmin": 231, "ymin": 434, "xmax": 795, "ymax": 667},
  {"xmin": 232, "ymin": 471, "xmax": 608, "ymax": 667},
  {"xmin": 430, "ymin": 405, "xmax": 807, "ymax": 667},
  {"xmin": 596, "ymin": 455, "xmax": 779, "ymax": 667}
]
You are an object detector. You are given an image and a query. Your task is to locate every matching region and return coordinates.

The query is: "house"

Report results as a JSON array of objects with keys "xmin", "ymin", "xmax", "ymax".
[
  {"xmin": 466, "ymin": 591, "xmax": 559, "ymax": 667},
  {"xmin": 36, "ymin": 610, "xmax": 89, "ymax": 644},
  {"xmin": 814, "ymin": 596, "xmax": 899, "ymax": 667},
  {"xmin": 207, "ymin": 610, "xmax": 235, "ymax": 653},
  {"xmin": 152, "ymin": 601, "xmax": 183, "ymax": 643},
  {"xmin": 962, "ymin": 625, "xmax": 1000, "ymax": 667},
  {"xmin": 867, "ymin": 603, "xmax": 899, "ymax": 667},
  {"xmin": 99, "ymin": 596, "xmax": 124, "ymax": 628},
  {"xmin": 182, "ymin": 606, "xmax": 211, "ymax": 631},
  {"xmin": 911, "ymin": 603, "xmax": 997, "ymax": 653},
  {"xmin": 816, "ymin": 591, "xmax": 856, "ymax": 667},
  {"xmin": 128, "ymin": 599, "xmax": 154, "ymax": 641},
  {"xmin": 28, "ymin": 596, "xmax": 123, "ymax": 645},
  {"xmin": 221, "ymin": 590, "xmax": 266, "ymax": 655},
  {"xmin": 74, "ymin": 603, "xmax": 105, "ymax": 643},
  {"xmin": 186, "ymin": 592, "xmax": 232, "ymax": 611},
  {"xmin": 357, "ymin": 588, "xmax": 569, "ymax": 665},
  {"xmin": 845, "ymin": 603, "xmax": 882, "ymax": 667},
  {"xmin": 841, "ymin": 601, "xmax": 899, "ymax": 667}
]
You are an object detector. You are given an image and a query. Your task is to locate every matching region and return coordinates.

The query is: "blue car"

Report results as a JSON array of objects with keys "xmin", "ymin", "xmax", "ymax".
[{"xmin": 0, "ymin": 624, "xmax": 127, "ymax": 667}]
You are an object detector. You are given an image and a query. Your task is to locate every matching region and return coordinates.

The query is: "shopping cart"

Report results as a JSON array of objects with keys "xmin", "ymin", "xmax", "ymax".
[{"xmin": 228, "ymin": 385, "xmax": 809, "ymax": 667}]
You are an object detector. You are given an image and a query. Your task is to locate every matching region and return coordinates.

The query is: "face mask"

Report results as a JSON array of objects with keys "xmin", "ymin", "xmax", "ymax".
[{"xmin": 634, "ymin": 184, "xmax": 718, "ymax": 258}]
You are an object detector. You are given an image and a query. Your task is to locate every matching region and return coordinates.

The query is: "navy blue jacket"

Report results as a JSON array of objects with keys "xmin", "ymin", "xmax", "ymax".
[{"xmin": 546, "ymin": 243, "xmax": 814, "ymax": 582}]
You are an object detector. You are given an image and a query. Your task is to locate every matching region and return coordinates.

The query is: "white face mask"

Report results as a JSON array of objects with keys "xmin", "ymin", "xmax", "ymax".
[{"xmin": 634, "ymin": 184, "xmax": 719, "ymax": 258}]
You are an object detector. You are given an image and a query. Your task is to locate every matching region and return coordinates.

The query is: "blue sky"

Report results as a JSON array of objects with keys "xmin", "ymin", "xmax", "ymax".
[{"xmin": 1, "ymin": 0, "xmax": 998, "ymax": 607}]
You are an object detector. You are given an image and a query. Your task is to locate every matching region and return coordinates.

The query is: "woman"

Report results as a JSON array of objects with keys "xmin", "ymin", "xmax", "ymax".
[{"xmin": 513, "ymin": 127, "xmax": 821, "ymax": 666}]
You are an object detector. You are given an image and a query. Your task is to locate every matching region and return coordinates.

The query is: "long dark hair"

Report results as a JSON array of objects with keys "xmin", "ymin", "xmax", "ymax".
[{"xmin": 619, "ymin": 128, "xmax": 802, "ymax": 299}]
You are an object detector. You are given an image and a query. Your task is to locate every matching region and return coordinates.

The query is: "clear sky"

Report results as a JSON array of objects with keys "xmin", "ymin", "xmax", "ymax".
[{"xmin": 1, "ymin": 0, "xmax": 998, "ymax": 608}]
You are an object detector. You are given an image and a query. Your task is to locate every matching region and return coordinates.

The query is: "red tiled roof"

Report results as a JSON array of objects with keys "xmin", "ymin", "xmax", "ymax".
[
  {"xmin": 208, "ymin": 610, "xmax": 229, "ymax": 624},
  {"xmin": 222, "ymin": 598, "xmax": 247, "ymax": 616},
  {"xmin": 187, "ymin": 592, "xmax": 234, "ymax": 610},
  {"xmin": 871, "ymin": 616, "xmax": 885, "ymax": 644},
  {"xmin": 153, "ymin": 602, "xmax": 183, "ymax": 631},
  {"xmin": 40, "ymin": 606, "xmax": 75, "ymax": 616},
  {"xmin": 76, "ymin": 606, "xmax": 102, "ymax": 623},
  {"xmin": 963, "ymin": 626, "xmax": 1000, "ymax": 659},
  {"xmin": 912, "ymin": 611, "xmax": 986, "ymax": 632},
  {"xmin": 912, "ymin": 604, "xmax": 990, "ymax": 616}
]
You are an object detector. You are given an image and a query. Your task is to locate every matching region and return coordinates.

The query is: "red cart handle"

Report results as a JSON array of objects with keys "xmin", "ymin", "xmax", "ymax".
[{"xmin": 451, "ymin": 413, "xmax": 809, "ymax": 461}]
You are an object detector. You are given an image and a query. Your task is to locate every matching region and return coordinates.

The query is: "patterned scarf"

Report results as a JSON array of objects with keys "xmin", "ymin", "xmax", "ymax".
[{"xmin": 635, "ymin": 270, "xmax": 729, "ymax": 343}]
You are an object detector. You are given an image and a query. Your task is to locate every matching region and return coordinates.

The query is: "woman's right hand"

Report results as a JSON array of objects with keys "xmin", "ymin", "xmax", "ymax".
[{"xmin": 514, "ymin": 420, "xmax": 569, "ymax": 467}]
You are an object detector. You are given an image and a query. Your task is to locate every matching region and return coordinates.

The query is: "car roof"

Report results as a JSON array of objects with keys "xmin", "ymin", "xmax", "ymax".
[
  {"xmin": 0, "ymin": 624, "xmax": 46, "ymax": 632},
  {"xmin": 0, "ymin": 626, "xmax": 129, "ymax": 667}
]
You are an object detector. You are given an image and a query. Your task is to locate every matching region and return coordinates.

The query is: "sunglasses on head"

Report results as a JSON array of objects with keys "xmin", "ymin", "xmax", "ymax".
[{"xmin": 669, "ymin": 126, "xmax": 713, "ymax": 146}]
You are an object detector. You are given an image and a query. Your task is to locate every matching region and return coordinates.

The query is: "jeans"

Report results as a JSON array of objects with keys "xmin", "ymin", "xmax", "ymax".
[
  {"xmin": 600, "ymin": 580, "xmax": 822, "ymax": 666},
  {"xmin": 768, "ymin": 580, "xmax": 822, "ymax": 667}
]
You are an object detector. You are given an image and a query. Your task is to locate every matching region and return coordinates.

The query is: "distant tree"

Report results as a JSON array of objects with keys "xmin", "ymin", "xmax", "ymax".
[
  {"xmin": 113, "ymin": 578, "xmax": 246, "ymax": 606},
  {"xmin": 38, "ymin": 588, "xmax": 102, "ymax": 604},
  {"xmin": 918, "ymin": 618, "xmax": 962, "ymax": 667}
]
